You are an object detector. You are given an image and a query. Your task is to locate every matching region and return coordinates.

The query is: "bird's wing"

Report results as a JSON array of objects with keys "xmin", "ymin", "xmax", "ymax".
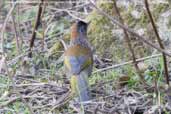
[
  {"xmin": 64, "ymin": 55, "xmax": 92, "ymax": 75},
  {"xmin": 64, "ymin": 45, "xmax": 93, "ymax": 74}
]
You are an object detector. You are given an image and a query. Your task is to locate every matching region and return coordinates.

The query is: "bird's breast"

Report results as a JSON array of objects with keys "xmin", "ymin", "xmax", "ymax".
[{"xmin": 64, "ymin": 44, "xmax": 92, "ymax": 56}]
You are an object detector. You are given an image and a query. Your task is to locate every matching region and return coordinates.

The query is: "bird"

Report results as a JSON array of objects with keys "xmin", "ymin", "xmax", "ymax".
[{"xmin": 64, "ymin": 21, "xmax": 93, "ymax": 102}]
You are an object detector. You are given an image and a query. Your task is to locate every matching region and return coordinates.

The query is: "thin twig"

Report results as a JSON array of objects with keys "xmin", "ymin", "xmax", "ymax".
[
  {"xmin": 28, "ymin": 0, "xmax": 44, "ymax": 57},
  {"xmin": 7, "ymin": 50, "xmax": 30, "ymax": 66},
  {"xmin": 41, "ymin": 2, "xmax": 46, "ymax": 51},
  {"xmin": 93, "ymin": 54, "xmax": 162, "ymax": 73},
  {"xmin": 113, "ymin": 0, "xmax": 146, "ymax": 85},
  {"xmin": 16, "ymin": 3, "xmax": 23, "ymax": 49},
  {"xmin": 11, "ymin": 10, "xmax": 20, "ymax": 54},
  {"xmin": 59, "ymin": 39, "xmax": 68, "ymax": 50},
  {"xmin": 65, "ymin": 10, "xmax": 86, "ymax": 21},
  {"xmin": 0, "ymin": 2, "xmax": 17, "ymax": 53},
  {"xmin": 7, "ymin": 82, "xmax": 67, "ymax": 88},
  {"xmin": 0, "ymin": 95, "xmax": 50, "ymax": 108},
  {"xmin": 144, "ymin": 0, "xmax": 169, "ymax": 85},
  {"xmin": 88, "ymin": 0, "xmax": 171, "ymax": 57}
]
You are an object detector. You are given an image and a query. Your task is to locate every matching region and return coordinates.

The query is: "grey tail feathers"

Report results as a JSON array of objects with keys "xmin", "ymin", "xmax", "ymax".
[{"xmin": 77, "ymin": 74, "xmax": 91, "ymax": 102}]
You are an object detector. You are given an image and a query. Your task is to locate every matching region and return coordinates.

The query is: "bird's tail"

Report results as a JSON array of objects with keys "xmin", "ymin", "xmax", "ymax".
[{"xmin": 70, "ymin": 74, "xmax": 91, "ymax": 102}]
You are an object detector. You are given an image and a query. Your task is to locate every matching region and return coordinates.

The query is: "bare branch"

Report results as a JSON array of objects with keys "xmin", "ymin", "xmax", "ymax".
[
  {"xmin": 144, "ymin": 0, "xmax": 169, "ymax": 85},
  {"xmin": 0, "ymin": 2, "xmax": 17, "ymax": 53},
  {"xmin": 11, "ymin": 12, "xmax": 20, "ymax": 54},
  {"xmin": 28, "ymin": 0, "xmax": 44, "ymax": 57},
  {"xmin": 113, "ymin": 0, "xmax": 147, "ymax": 85},
  {"xmin": 93, "ymin": 54, "xmax": 162, "ymax": 74}
]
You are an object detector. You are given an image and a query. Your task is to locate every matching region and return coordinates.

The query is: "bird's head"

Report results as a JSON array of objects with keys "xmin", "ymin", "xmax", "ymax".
[{"xmin": 71, "ymin": 21, "xmax": 88, "ymax": 40}]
